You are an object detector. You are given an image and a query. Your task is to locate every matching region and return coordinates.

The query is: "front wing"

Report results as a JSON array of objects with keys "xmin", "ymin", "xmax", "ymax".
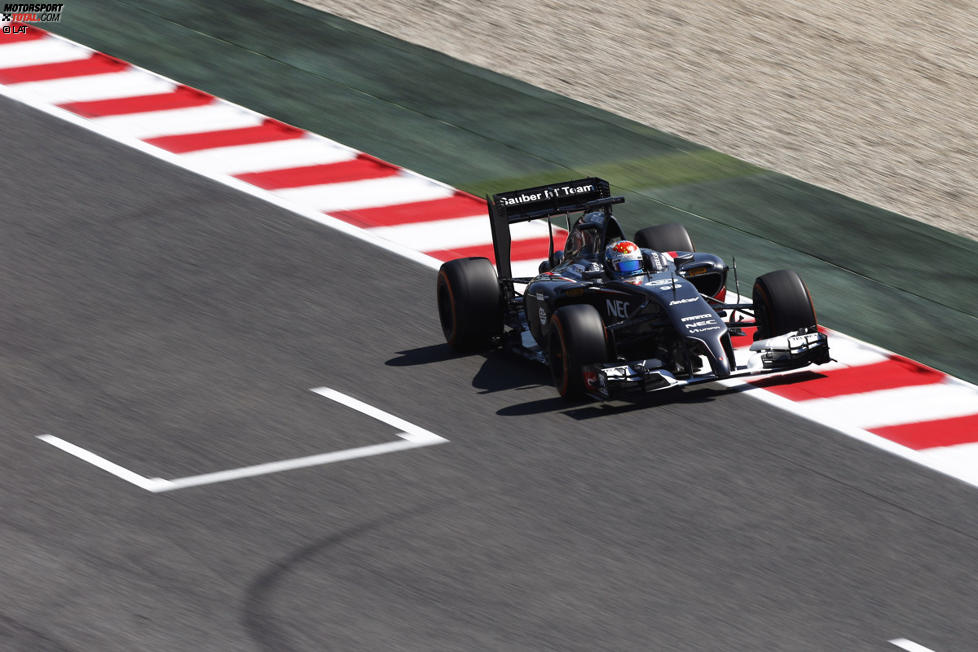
[{"xmin": 584, "ymin": 327, "xmax": 830, "ymax": 400}]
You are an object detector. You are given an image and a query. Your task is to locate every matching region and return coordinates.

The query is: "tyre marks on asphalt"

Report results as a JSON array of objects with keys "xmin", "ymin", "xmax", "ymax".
[{"xmin": 2, "ymin": 25, "xmax": 977, "ymax": 488}]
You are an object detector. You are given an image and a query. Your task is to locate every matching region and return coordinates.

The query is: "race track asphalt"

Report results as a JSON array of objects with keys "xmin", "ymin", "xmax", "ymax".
[{"xmin": 3, "ymin": 96, "xmax": 978, "ymax": 651}]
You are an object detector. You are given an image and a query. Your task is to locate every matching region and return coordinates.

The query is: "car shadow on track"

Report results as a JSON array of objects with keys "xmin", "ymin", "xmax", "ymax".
[
  {"xmin": 499, "ymin": 382, "xmax": 752, "ymax": 419},
  {"xmin": 386, "ymin": 343, "xmax": 466, "ymax": 366},
  {"xmin": 386, "ymin": 344, "xmax": 757, "ymax": 420},
  {"xmin": 386, "ymin": 344, "xmax": 553, "ymax": 394}
]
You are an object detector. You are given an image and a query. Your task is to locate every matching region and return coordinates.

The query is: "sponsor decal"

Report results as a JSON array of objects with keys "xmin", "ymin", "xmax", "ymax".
[
  {"xmin": 681, "ymin": 312, "xmax": 719, "ymax": 331},
  {"xmin": 538, "ymin": 305, "xmax": 547, "ymax": 325},
  {"xmin": 606, "ymin": 298, "xmax": 629, "ymax": 319},
  {"xmin": 2, "ymin": 2, "xmax": 64, "ymax": 23},
  {"xmin": 788, "ymin": 333, "xmax": 820, "ymax": 348},
  {"xmin": 669, "ymin": 297, "xmax": 698, "ymax": 305},
  {"xmin": 645, "ymin": 251, "xmax": 668, "ymax": 272},
  {"xmin": 498, "ymin": 182, "xmax": 595, "ymax": 207}
]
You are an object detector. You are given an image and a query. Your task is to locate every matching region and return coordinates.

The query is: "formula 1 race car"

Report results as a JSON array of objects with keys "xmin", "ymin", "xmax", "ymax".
[{"xmin": 436, "ymin": 177, "xmax": 830, "ymax": 400}]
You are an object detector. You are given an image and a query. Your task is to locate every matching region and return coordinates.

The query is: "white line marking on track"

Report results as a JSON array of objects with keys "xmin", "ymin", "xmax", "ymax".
[
  {"xmin": 889, "ymin": 638, "xmax": 936, "ymax": 652},
  {"xmin": 309, "ymin": 387, "xmax": 446, "ymax": 444},
  {"xmin": 36, "ymin": 434, "xmax": 169, "ymax": 492},
  {"xmin": 151, "ymin": 437, "xmax": 435, "ymax": 492},
  {"xmin": 36, "ymin": 387, "xmax": 447, "ymax": 492}
]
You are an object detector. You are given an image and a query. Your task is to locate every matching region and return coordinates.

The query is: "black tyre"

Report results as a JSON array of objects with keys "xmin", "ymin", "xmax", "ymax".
[
  {"xmin": 437, "ymin": 257, "xmax": 502, "ymax": 352},
  {"xmin": 752, "ymin": 269, "xmax": 817, "ymax": 340},
  {"xmin": 548, "ymin": 304, "xmax": 608, "ymax": 399},
  {"xmin": 634, "ymin": 223, "xmax": 695, "ymax": 252}
]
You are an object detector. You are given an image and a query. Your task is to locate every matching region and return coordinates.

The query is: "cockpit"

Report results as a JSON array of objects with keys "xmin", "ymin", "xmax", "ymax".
[{"xmin": 561, "ymin": 209, "xmax": 626, "ymax": 261}]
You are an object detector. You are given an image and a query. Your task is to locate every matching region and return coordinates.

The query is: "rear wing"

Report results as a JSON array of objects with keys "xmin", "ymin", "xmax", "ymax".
[{"xmin": 488, "ymin": 177, "xmax": 623, "ymax": 279}]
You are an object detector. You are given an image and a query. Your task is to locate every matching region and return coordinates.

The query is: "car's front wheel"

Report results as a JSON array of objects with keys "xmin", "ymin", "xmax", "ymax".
[
  {"xmin": 548, "ymin": 304, "xmax": 608, "ymax": 399},
  {"xmin": 752, "ymin": 269, "xmax": 817, "ymax": 340},
  {"xmin": 437, "ymin": 257, "xmax": 502, "ymax": 352}
]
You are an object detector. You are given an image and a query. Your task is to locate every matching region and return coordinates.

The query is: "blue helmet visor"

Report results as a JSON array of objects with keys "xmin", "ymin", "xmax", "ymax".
[{"xmin": 616, "ymin": 259, "xmax": 642, "ymax": 274}]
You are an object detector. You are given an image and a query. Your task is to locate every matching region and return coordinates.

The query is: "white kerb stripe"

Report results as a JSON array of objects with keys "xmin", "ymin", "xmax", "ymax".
[
  {"xmin": 9, "ymin": 69, "xmax": 175, "ymax": 103},
  {"xmin": 278, "ymin": 174, "xmax": 454, "ymax": 212},
  {"xmin": 816, "ymin": 333, "xmax": 890, "ymax": 367},
  {"xmin": 0, "ymin": 37, "xmax": 91, "ymax": 67},
  {"xmin": 510, "ymin": 259, "xmax": 546, "ymax": 279},
  {"xmin": 800, "ymin": 382, "xmax": 978, "ymax": 429},
  {"xmin": 178, "ymin": 137, "xmax": 357, "ymax": 175},
  {"xmin": 369, "ymin": 214, "xmax": 562, "ymax": 251},
  {"xmin": 90, "ymin": 102, "xmax": 263, "ymax": 138},
  {"xmin": 918, "ymin": 442, "xmax": 978, "ymax": 485}
]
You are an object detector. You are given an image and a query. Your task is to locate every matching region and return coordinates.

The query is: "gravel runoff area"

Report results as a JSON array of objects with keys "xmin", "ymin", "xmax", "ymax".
[{"xmin": 299, "ymin": 0, "xmax": 978, "ymax": 242}]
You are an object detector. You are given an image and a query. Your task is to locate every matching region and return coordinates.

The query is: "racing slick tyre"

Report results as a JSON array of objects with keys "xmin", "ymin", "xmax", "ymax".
[
  {"xmin": 751, "ymin": 269, "xmax": 817, "ymax": 341},
  {"xmin": 548, "ymin": 304, "xmax": 608, "ymax": 400},
  {"xmin": 437, "ymin": 257, "xmax": 503, "ymax": 352},
  {"xmin": 634, "ymin": 223, "xmax": 695, "ymax": 253}
]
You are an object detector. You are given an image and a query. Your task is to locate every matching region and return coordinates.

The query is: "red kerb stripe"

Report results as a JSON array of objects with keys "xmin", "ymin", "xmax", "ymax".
[
  {"xmin": 750, "ymin": 355, "xmax": 945, "ymax": 400},
  {"xmin": 0, "ymin": 52, "xmax": 127, "ymax": 83},
  {"xmin": 332, "ymin": 191, "xmax": 487, "ymax": 227},
  {"xmin": 869, "ymin": 413, "xmax": 978, "ymax": 450},
  {"xmin": 425, "ymin": 237, "xmax": 554, "ymax": 264},
  {"xmin": 144, "ymin": 118, "xmax": 305, "ymax": 153},
  {"xmin": 59, "ymin": 85, "xmax": 213, "ymax": 117},
  {"xmin": 234, "ymin": 153, "xmax": 399, "ymax": 190},
  {"xmin": 0, "ymin": 23, "xmax": 46, "ymax": 42}
]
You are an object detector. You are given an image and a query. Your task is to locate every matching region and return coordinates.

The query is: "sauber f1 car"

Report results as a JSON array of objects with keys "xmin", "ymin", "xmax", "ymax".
[{"xmin": 436, "ymin": 177, "xmax": 830, "ymax": 400}]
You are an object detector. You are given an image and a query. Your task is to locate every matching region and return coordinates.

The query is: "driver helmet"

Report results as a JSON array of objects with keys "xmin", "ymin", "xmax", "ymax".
[{"xmin": 604, "ymin": 240, "xmax": 644, "ymax": 278}]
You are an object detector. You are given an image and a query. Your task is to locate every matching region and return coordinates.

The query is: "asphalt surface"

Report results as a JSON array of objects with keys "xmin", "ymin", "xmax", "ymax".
[{"xmin": 3, "ymin": 96, "xmax": 978, "ymax": 651}]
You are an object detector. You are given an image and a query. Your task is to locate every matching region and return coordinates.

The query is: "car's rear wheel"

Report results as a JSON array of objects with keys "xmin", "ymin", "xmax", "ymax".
[
  {"xmin": 548, "ymin": 304, "xmax": 608, "ymax": 400},
  {"xmin": 437, "ymin": 257, "xmax": 502, "ymax": 352},
  {"xmin": 634, "ymin": 223, "xmax": 695, "ymax": 252},
  {"xmin": 752, "ymin": 269, "xmax": 817, "ymax": 340}
]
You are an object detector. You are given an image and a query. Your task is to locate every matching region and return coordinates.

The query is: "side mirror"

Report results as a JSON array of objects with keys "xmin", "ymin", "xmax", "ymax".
[{"xmin": 550, "ymin": 249, "xmax": 563, "ymax": 266}]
